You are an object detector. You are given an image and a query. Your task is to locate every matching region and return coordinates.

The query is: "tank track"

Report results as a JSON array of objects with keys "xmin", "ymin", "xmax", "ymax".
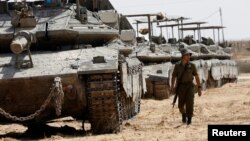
[
  {"xmin": 120, "ymin": 89, "xmax": 141, "ymax": 120},
  {"xmin": 86, "ymin": 67, "xmax": 142, "ymax": 133},
  {"xmin": 86, "ymin": 73, "xmax": 123, "ymax": 134}
]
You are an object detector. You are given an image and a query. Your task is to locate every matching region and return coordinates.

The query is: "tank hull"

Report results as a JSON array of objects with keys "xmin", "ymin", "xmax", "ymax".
[
  {"xmin": 0, "ymin": 47, "xmax": 144, "ymax": 133},
  {"xmin": 0, "ymin": 74, "xmax": 86, "ymax": 122},
  {"xmin": 0, "ymin": 0, "xmax": 142, "ymax": 134}
]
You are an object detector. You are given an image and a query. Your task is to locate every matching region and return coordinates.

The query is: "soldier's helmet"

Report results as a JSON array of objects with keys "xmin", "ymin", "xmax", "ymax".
[{"xmin": 181, "ymin": 48, "xmax": 192, "ymax": 56}]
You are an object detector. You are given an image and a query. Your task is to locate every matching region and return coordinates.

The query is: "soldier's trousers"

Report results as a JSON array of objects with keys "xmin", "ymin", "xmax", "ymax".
[{"xmin": 177, "ymin": 83, "xmax": 194, "ymax": 118}]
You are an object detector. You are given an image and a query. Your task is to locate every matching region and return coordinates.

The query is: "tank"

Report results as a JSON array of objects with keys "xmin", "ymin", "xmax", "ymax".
[
  {"xmin": 138, "ymin": 39, "xmax": 238, "ymax": 100},
  {"xmin": 0, "ymin": 0, "xmax": 144, "ymax": 134},
  {"xmin": 127, "ymin": 16, "xmax": 238, "ymax": 99}
]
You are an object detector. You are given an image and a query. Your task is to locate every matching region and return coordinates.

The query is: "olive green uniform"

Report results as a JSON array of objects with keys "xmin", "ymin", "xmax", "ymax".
[{"xmin": 172, "ymin": 62, "xmax": 198, "ymax": 118}]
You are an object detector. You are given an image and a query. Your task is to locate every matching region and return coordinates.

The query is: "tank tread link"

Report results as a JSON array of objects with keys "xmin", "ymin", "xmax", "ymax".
[{"xmin": 86, "ymin": 73, "xmax": 122, "ymax": 134}]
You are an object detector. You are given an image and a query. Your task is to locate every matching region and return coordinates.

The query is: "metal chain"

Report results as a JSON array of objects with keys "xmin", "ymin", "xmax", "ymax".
[
  {"xmin": 0, "ymin": 77, "xmax": 64, "ymax": 122},
  {"xmin": 53, "ymin": 77, "xmax": 64, "ymax": 116}
]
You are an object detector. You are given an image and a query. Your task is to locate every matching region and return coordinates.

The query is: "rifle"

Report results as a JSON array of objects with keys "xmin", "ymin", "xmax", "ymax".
[
  {"xmin": 172, "ymin": 64, "xmax": 188, "ymax": 108},
  {"xmin": 172, "ymin": 84, "xmax": 178, "ymax": 108}
]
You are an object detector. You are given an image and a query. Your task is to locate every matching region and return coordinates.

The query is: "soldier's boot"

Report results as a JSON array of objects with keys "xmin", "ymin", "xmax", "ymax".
[
  {"xmin": 182, "ymin": 113, "xmax": 186, "ymax": 123},
  {"xmin": 187, "ymin": 117, "xmax": 192, "ymax": 125}
]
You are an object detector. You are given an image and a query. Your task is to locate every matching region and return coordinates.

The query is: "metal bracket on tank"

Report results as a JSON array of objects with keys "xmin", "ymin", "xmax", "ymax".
[{"xmin": 15, "ymin": 46, "xmax": 33, "ymax": 69}]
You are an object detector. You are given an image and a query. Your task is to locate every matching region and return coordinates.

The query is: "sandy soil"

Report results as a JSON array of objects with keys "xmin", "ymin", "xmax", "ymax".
[{"xmin": 1, "ymin": 73, "xmax": 250, "ymax": 141}]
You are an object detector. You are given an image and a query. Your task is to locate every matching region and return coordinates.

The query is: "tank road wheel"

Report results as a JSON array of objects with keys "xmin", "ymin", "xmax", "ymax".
[{"xmin": 86, "ymin": 73, "xmax": 123, "ymax": 134}]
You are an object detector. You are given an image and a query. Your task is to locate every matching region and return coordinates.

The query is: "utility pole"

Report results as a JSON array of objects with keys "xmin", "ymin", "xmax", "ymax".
[{"xmin": 220, "ymin": 7, "xmax": 225, "ymax": 45}]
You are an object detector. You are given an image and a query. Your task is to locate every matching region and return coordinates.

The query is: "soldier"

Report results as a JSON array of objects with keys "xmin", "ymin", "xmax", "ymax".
[{"xmin": 171, "ymin": 48, "xmax": 202, "ymax": 125}]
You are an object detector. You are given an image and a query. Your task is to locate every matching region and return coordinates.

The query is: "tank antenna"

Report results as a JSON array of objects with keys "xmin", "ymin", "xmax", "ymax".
[
  {"xmin": 76, "ymin": 0, "xmax": 80, "ymax": 19},
  {"xmin": 219, "ymin": 7, "xmax": 225, "ymax": 45}
]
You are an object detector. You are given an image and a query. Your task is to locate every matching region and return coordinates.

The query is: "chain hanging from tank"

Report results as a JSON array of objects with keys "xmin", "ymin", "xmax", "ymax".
[{"xmin": 0, "ymin": 77, "xmax": 64, "ymax": 122}]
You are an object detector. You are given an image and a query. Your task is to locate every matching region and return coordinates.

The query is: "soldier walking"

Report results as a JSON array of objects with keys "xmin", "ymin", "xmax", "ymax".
[{"xmin": 171, "ymin": 48, "xmax": 202, "ymax": 125}]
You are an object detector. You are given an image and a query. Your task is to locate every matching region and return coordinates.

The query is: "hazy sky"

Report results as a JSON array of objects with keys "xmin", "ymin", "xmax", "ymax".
[{"xmin": 110, "ymin": 0, "xmax": 250, "ymax": 40}]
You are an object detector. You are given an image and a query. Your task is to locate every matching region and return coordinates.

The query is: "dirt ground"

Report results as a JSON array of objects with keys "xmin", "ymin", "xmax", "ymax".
[{"xmin": 0, "ymin": 72, "xmax": 250, "ymax": 141}]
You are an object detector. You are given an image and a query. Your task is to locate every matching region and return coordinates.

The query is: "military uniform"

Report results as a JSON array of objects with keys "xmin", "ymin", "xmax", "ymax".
[{"xmin": 172, "ymin": 61, "xmax": 198, "ymax": 118}]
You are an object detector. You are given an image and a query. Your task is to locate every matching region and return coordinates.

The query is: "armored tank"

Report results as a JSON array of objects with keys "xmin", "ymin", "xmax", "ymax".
[
  {"xmin": 138, "ymin": 39, "xmax": 238, "ymax": 99},
  {"xmin": 129, "ymin": 17, "xmax": 238, "ymax": 99},
  {"xmin": 0, "ymin": 0, "xmax": 144, "ymax": 134}
]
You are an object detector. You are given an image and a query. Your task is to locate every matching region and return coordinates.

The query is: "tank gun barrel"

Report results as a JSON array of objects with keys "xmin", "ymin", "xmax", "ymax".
[
  {"xmin": 10, "ymin": 31, "xmax": 33, "ymax": 54},
  {"xmin": 9, "ymin": 31, "xmax": 34, "ymax": 68},
  {"xmin": 10, "ymin": 35, "xmax": 29, "ymax": 54}
]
